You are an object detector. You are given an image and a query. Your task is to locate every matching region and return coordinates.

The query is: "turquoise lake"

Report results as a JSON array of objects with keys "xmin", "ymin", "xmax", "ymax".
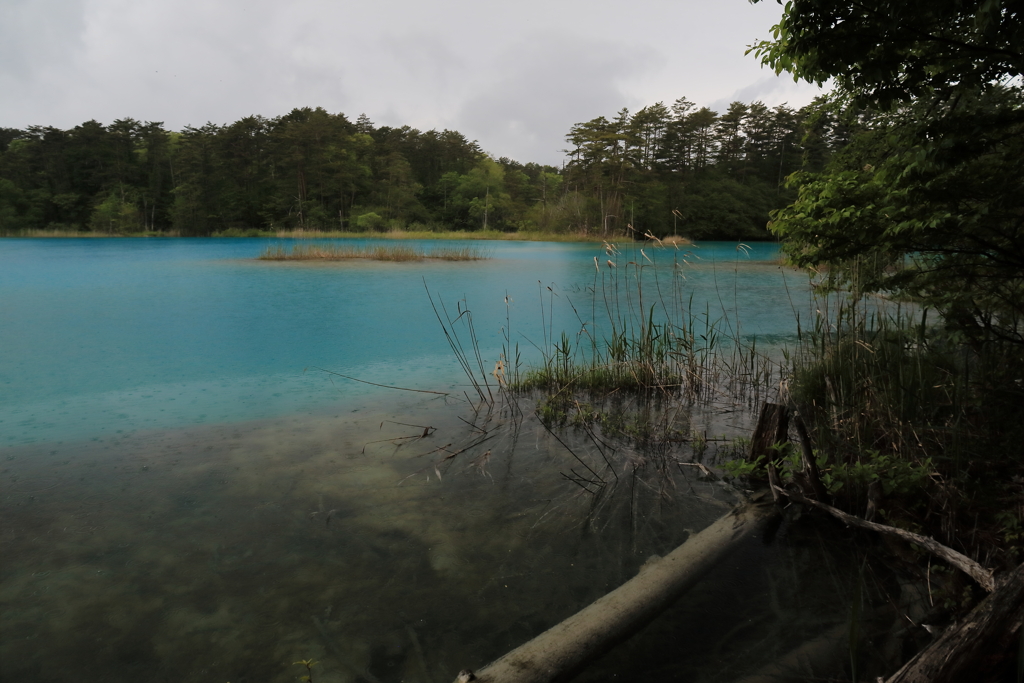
[
  {"xmin": 1, "ymin": 238, "xmax": 811, "ymax": 445},
  {"xmin": 0, "ymin": 238, "xmax": 863, "ymax": 682}
]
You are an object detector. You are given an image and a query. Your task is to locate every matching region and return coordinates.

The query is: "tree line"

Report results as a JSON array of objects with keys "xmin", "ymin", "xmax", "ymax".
[
  {"xmin": 0, "ymin": 110, "xmax": 547, "ymax": 235},
  {"xmin": 559, "ymin": 97, "xmax": 852, "ymax": 239},
  {"xmin": 0, "ymin": 98, "xmax": 849, "ymax": 237}
]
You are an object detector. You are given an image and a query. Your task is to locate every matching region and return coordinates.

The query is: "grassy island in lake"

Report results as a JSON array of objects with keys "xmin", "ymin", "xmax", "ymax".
[{"xmin": 258, "ymin": 243, "xmax": 488, "ymax": 262}]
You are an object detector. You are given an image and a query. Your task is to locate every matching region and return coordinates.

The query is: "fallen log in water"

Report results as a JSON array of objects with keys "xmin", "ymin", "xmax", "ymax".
[
  {"xmin": 729, "ymin": 603, "xmax": 899, "ymax": 683},
  {"xmin": 453, "ymin": 498, "xmax": 778, "ymax": 683},
  {"xmin": 764, "ymin": 485, "xmax": 1020, "ymax": 681},
  {"xmin": 885, "ymin": 561, "xmax": 1024, "ymax": 683},
  {"xmin": 729, "ymin": 620, "xmax": 849, "ymax": 683}
]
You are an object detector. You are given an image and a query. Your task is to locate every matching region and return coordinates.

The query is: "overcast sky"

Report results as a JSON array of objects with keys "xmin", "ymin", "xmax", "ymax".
[{"xmin": 1, "ymin": 0, "xmax": 823, "ymax": 165}]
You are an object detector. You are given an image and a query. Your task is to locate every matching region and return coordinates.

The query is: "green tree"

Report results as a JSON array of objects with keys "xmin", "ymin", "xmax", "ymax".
[
  {"xmin": 136, "ymin": 122, "xmax": 173, "ymax": 231},
  {"xmin": 0, "ymin": 133, "xmax": 52, "ymax": 230},
  {"xmin": 773, "ymin": 90, "xmax": 1024, "ymax": 344},
  {"xmin": 270, "ymin": 107, "xmax": 355, "ymax": 229},
  {"xmin": 0, "ymin": 177, "xmax": 30, "ymax": 231},
  {"xmin": 89, "ymin": 188, "xmax": 141, "ymax": 233},
  {"xmin": 523, "ymin": 169, "xmax": 566, "ymax": 232},
  {"xmin": 661, "ymin": 97, "xmax": 698, "ymax": 174},
  {"xmin": 686, "ymin": 107, "xmax": 719, "ymax": 172},
  {"xmin": 714, "ymin": 101, "xmax": 748, "ymax": 171},
  {"xmin": 171, "ymin": 123, "xmax": 224, "ymax": 235},
  {"xmin": 217, "ymin": 115, "xmax": 275, "ymax": 229},
  {"xmin": 628, "ymin": 102, "xmax": 670, "ymax": 171},
  {"xmin": 448, "ymin": 157, "xmax": 513, "ymax": 231},
  {"xmin": 751, "ymin": 0, "xmax": 1024, "ymax": 346},
  {"xmin": 564, "ymin": 111, "xmax": 633, "ymax": 234},
  {"xmin": 749, "ymin": 0, "xmax": 1024, "ymax": 108}
]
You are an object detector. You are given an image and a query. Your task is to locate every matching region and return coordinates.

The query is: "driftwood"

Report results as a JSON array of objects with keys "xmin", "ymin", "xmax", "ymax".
[
  {"xmin": 453, "ymin": 500, "xmax": 778, "ymax": 683},
  {"xmin": 885, "ymin": 562, "xmax": 1024, "ymax": 683},
  {"xmin": 730, "ymin": 620, "xmax": 849, "ymax": 683},
  {"xmin": 768, "ymin": 487, "xmax": 1022, "ymax": 681},
  {"xmin": 750, "ymin": 403, "xmax": 790, "ymax": 504},
  {"xmin": 732, "ymin": 605, "xmax": 896, "ymax": 683},
  {"xmin": 750, "ymin": 403, "xmax": 790, "ymax": 462},
  {"xmin": 791, "ymin": 413, "xmax": 828, "ymax": 501},
  {"xmin": 772, "ymin": 485, "xmax": 995, "ymax": 593}
]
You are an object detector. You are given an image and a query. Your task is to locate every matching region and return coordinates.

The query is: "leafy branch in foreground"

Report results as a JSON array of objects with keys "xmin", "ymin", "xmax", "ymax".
[
  {"xmin": 745, "ymin": 0, "xmax": 1024, "ymax": 580},
  {"xmin": 748, "ymin": 0, "xmax": 1024, "ymax": 109},
  {"xmin": 771, "ymin": 87, "xmax": 1024, "ymax": 348}
]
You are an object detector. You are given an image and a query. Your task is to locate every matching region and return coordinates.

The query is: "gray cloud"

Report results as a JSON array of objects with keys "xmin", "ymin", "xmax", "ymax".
[
  {"xmin": 1, "ymin": 0, "xmax": 824, "ymax": 163},
  {"xmin": 0, "ymin": 0, "xmax": 89, "ymax": 119},
  {"xmin": 0, "ymin": 0, "xmax": 87, "ymax": 80},
  {"xmin": 709, "ymin": 76, "xmax": 825, "ymax": 114},
  {"xmin": 457, "ymin": 33, "xmax": 662, "ymax": 165}
]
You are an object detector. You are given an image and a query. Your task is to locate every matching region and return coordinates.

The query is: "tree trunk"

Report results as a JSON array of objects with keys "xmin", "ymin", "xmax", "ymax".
[
  {"xmin": 749, "ymin": 403, "xmax": 789, "ymax": 462},
  {"xmin": 454, "ymin": 500, "xmax": 778, "ymax": 683},
  {"xmin": 750, "ymin": 403, "xmax": 789, "ymax": 503},
  {"xmin": 792, "ymin": 413, "xmax": 828, "ymax": 500},
  {"xmin": 885, "ymin": 562, "xmax": 1024, "ymax": 683}
]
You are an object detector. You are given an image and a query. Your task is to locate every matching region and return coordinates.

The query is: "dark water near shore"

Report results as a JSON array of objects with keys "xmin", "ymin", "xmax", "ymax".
[{"xmin": 0, "ymin": 238, "xmax": 859, "ymax": 682}]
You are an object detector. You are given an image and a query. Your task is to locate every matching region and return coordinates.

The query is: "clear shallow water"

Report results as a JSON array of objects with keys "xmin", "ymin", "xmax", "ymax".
[
  {"xmin": 2, "ymin": 399, "xmax": 858, "ymax": 683},
  {"xmin": 0, "ymin": 238, "xmax": 858, "ymax": 682}
]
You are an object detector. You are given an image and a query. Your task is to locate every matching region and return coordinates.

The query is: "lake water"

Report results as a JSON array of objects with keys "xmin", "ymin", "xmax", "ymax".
[
  {"xmin": 1, "ymin": 238, "xmax": 813, "ymax": 446},
  {"xmin": 0, "ymin": 238, "xmax": 861, "ymax": 682}
]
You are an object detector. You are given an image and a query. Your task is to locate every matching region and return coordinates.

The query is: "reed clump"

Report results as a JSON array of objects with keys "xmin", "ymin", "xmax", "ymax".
[
  {"xmin": 258, "ymin": 243, "xmax": 488, "ymax": 262},
  {"xmin": 509, "ymin": 243, "xmax": 782, "ymax": 447},
  {"xmin": 507, "ymin": 241, "xmax": 1021, "ymax": 568},
  {"xmin": 786, "ymin": 296, "xmax": 1024, "ymax": 568}
]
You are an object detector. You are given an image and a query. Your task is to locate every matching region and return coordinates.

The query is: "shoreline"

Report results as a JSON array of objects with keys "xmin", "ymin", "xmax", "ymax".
[{"xmin": 0, "ymin": 228, "xmax": 704, "ymax": 245}]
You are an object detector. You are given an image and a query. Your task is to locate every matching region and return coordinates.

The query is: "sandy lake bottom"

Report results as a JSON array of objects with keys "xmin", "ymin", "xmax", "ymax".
[{"xmin": 0, "ymin": 391, "xmax": 868, "ymax": 683}]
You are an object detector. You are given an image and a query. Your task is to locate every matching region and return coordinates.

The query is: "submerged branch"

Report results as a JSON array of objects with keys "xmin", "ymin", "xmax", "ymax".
[
  {"xmin": 772, "ymin": 485, "xmax": 996, "ymax": 592},
  {"xmin": 884, "ymin": 562, "xmax": 1024, "ymax": 683},
  {"xmin": 308, "ymin": 367, "xmax": 449, "ymax": 395}
]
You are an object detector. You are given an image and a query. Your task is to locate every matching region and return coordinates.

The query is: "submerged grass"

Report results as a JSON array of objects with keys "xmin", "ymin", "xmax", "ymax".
[
  {"xmin": 419, "ymin": 237, "xmax": 1021, "ymax": 679},
  {"xmin": 258, "ymin": 243, "xmax": 488, "ymax": 262}
]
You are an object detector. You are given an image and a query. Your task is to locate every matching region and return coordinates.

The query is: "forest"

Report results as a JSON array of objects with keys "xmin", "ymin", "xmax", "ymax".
[{"xmin": 0, "ymin": 98, "xmax": 843, "ymax": 239}]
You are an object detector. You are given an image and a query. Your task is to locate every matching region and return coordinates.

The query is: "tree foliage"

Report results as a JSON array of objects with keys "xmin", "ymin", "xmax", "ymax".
[
  {"xmin": 749, "ymin": 0, "xmax": 1024, "ymax": 108},
  {"xmin": 560, "ymin": 96, "xmax": 813, "ymax": 239},
  {"xmin": 752, "ymin": 0, "xmax": 1024, "ymax": 345},
  {"xmin": 0, "ymin": 109, "xmax": 563, "ymax": 235},
  {"xmin": 777, "ymin": 90, "xmax": 1024, "ymax": 344},
  {"xmin": 0, "ymin": 97, "xmax": 845, "ymax": 239}
]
